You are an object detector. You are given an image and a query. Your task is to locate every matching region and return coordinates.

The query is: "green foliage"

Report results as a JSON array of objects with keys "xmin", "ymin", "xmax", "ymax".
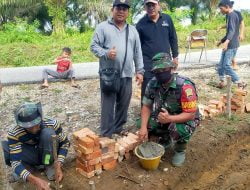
[{"xmin": 0, "ymin": 19, "xmax": 96, "ymax": 67}]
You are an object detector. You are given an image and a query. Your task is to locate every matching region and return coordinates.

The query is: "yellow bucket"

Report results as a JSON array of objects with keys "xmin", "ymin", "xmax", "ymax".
[{"xmin": 134, "ymin": 143, "xmax": 165, "ymax": 170}]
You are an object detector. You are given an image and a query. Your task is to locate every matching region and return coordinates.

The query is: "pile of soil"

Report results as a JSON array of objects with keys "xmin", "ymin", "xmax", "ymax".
[{"xmin": 1, "ymin": 65, "xmax": 250, "ymax": 190}]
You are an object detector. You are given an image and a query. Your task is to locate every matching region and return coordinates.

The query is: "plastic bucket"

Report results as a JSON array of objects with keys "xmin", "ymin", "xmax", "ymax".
[{"xmin": 134, "ymin": 143, "xmax": 165, "ymax": 170}]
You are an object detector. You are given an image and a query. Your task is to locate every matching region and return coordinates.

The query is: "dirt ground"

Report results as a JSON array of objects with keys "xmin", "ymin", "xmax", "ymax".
[{"xmin": 0, "ymin": 64, "xmax": 250, "ymax": 190}]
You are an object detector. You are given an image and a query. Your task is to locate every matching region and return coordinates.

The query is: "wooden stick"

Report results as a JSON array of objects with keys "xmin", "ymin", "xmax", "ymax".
[
  {"xmin": 51, "ymin": 135, "xmax": 59, "ymax": 190},
  {"xmin": 226, "ymin": 76, "xmax": 232, "ymax": 119},
  {"xmin": 116, "ymin": 174, "xmax": 140, "ymax": 184}
]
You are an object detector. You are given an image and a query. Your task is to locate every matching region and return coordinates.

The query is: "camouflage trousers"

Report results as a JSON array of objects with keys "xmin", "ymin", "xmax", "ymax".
[{"xmin": 147, "ymin": 118, "xmax": 197, "ymax": 143}]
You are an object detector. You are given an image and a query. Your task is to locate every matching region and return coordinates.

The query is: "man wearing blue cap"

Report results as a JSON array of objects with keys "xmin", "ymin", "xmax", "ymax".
[{"xmin": 1, "ymin": 102, "xmax": 70, "ymax": 190}]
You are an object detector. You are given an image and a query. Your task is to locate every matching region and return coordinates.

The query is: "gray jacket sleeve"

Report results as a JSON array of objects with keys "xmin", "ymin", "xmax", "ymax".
[
  {"xmin": 90, "ymin": 24, "xmax": 108, "ymax": 59},
  {"xmin": 132, "ymin": 27, "xmax": 144, "ymax": 75}
]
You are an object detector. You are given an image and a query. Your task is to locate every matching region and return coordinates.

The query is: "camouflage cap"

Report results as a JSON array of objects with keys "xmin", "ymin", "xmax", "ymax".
[
  {"xmin": 14, "ymin": 102, "xmax": 42, "ymax": 128},
  {"xmin": 151, "ymin": 53, "xmax": 175, "ymax": 71}
]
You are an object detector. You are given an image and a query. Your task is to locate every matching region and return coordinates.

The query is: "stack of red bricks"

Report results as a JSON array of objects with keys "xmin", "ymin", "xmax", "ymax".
[
  {"xmin": 73, "ymin": 128, "xmax": 102, "ymax": 178},
  {"xmin": 73, "ymin": 128, "xmax": 141, "ymax": 178},
  {"xmin": 116, "ymin": 132, "xmax": 141, "ymax": 161},
  {"xmin": 199, "ymin": 89, "xmax": 248, "ymax": 118},
  {"xmin": 231, "ymin": 89, "xmax": 248, "ymax": 113}
]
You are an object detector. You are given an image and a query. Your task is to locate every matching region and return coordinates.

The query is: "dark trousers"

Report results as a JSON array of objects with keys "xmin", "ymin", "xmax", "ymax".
[
  {"xmin": 2, "ymin": 128, "xmax": 57, "ymax": 167},
  {"xmin": 100, "ymin": 77, "xmax": 132, "ymax": 137}
]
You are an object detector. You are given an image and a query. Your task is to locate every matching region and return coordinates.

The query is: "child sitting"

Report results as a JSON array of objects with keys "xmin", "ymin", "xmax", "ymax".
[{"xmin": 41, "ymin": 47, "xmax": 79, "ymax": 88}]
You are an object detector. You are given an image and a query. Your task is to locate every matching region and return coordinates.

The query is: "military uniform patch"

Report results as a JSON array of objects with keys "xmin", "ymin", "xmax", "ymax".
[{"xmin": 185, "ymin": 88, "xmax": 193, "ymax": 97}]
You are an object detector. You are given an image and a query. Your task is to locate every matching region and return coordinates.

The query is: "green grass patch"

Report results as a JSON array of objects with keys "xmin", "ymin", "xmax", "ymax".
[{"xmin": 0, "ymin": 18, "xmax": 250, "ymax": 68}]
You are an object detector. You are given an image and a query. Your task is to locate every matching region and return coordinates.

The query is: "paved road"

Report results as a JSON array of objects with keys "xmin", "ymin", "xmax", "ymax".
[{"xmin": 0, "ymin": 45, "xmax": 250, "ymax": 85}]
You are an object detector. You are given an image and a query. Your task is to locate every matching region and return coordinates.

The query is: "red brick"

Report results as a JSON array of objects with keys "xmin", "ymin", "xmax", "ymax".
[
  {"xmin": 79, "ymin": 137, "xmax": 95, "ymax": 148},
  {"xmin": 82, "ymin": 150, "xmax": 102, "ymax": 161},
  {"xmin": 78, "ymin": 144, "xmax": 93, "ymax": 154},
  {"xmin": 209, "ymin": 100, "xmax": 220, "ymax": 105},
  {"xmin": 73, "ymin": 128, "xmax": 94, "ymax": 141},
  {"xmin": 108, "ymin": 144, "xmax": 115, "ymax": 152},
  {"xmin": 114, "ymin": 153, "xmax": 119, "ymax": 160},
  {"xmin": 127, "ymin": 133, "xmax": 139, "ymax": 141},
  {"xmin": 87, "ymin": 134, "xmax": 100, "ymax": 146},
  {"xmin": 102, "ymin": 153, "xmax": 115, "ymax": 164},
  {"xmin": 88, "ymin": 157, "xmax": 101, "ymax": 166},
  {"xmin": 76, "ymin": 168, "xmax": 95, "ymax": 178},
  {"xmin": 102, "ymin": 160, "xmax": 117, "ymax": 171},
  {"xmin": 93, "ymin": 146, "xmax": 101, "ymax": 152},
  {"xmin": 235, "ymin": 89, "xmax": 247, "ymax": 96},
  {"xmin": 95, "ymin": 163, "xmax": 102, "ymax": 170},
  {"xmin": 76, "ymin": 159, "xmax": 95, "ymax": 173},
  {"xmin": 114, "ymin": 143, "xmax": 119, "ymax": 153},
  {"xmin": 118, "ymin": 145, "xmax": 125, "ymax": 156}
]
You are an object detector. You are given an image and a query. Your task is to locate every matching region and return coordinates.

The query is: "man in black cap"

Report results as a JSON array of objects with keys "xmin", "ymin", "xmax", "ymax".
[
  {"xmin": 1, "ymin": 102, "xmax": 70, "ymax": 190},
  {"xmin": 91, "ymin": 0, "xmax": 144, "ymax": 137},
  {"xmin": 136, "ymin": 0, "xmax": 178, "ymax": 100},
  {"xmin": 216, "ymin": 0, "xmax": 245, "ymax": 89}
]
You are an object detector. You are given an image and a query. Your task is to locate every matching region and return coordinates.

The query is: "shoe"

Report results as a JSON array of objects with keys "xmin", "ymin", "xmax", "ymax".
[
  {"xmin": 237, "ymin": 82, "xmax": 247, "ymax": 90},
  {"xmin": 45, "ymin": 165, "xmax": 55, "ymax": 181},
  {"xmin": 216, "ymin": 81, "xmax": 226, "ymax": 89},
  {"xmin": 172, "ymin": 151, "xmax": 186, "ymax": 167}
]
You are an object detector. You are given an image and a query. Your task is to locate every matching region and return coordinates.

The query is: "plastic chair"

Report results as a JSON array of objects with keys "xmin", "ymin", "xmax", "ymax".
[{"xmin": 184, "ymin": 29, "xmax": 208, "ymax": 63}]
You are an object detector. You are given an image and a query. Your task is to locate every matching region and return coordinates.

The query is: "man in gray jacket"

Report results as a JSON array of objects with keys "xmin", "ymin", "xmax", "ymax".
[{"xmin": 91, "ymin": 0, "xmax": 144, "ymax": 137}]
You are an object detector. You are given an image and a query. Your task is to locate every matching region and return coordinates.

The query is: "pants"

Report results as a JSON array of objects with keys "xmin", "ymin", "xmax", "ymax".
[
  {"xmin": 100, "ymin": 77, "xmax": 132, "ymax": 137},
  {"xmin": 148, "ymin": 120, "xmax": 196, "ymax": 143},
  {"xmin": 43, "ymin": 68, "xmax": 75, "ymax": 80},
  {"xmin": 1, "ymin": 128, "xmax": 57, "ymax": 167},
  {"xmin": 217, "ymin": 48, "xmax": 239, "ymax": 83}
]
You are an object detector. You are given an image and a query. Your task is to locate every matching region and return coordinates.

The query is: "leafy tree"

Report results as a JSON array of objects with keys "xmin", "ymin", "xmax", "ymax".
[{"xmin": 0, "ymin": 0, "xmax": 66, "ymax": 35}]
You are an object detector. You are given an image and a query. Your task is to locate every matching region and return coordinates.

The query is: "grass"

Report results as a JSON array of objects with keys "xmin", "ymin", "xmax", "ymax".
[{"xmin": 0, "ymin": 18, "xmax": 250, "ymax": 68}]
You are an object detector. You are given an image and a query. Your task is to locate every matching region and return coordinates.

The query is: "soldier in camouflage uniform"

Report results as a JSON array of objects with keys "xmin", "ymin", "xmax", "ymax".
[
  {"xmin": 1, "ymin": 102, "xmax": 70, "ymax": 190},
  {"xmin": 139, "ymin": 53, "xmax": 198, "ymax": 167}
]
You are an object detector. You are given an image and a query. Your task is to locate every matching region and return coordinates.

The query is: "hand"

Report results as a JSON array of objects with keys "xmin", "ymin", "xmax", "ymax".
[
  {"xmin": 157, "ymin": 108, "xmax": 172, "ymax": 124},
  {"xmin": 173, "ymin": 57, "xmax": 179, "ymax": 70},
  {"xmin": 54, "ymin": 161, "xmax": 63, "ymax": 183},
  {"xmin": 107, "ymin": 46, "xmax": 117, "ymax": 60},
  {"xmin": 239, "ymin": 34, "xmax": 244, "ymax": 41},
  {"xmin": 139, "ymin": 127, "xmax": 148, "ymax": 141},
  {"xmin": 34, "ymin": 177, "xmax": 51, "ymax": 190},
  {"xmin": 135, "ymin": 73, "xmax": 143, "ymax": 86},
  {"xmin": 222, "ymin": 42, "xmax": 228, "ymax": 51}
]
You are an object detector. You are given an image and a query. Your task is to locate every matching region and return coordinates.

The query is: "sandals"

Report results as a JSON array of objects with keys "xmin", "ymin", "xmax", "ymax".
[
  {"xmin": 216, "ymin": 81, "xmax": 226, "ymax": 89},
  {"xmin": 237, "ymin": 82, "xmax": 247, "ymax": 89},
  {"xmin": 40, "ymin": 85, "xmax": 49, "ymax": 89},
  {"xmin": 72, "ymin": 84, "xmax": 81, "ymax": 89}
]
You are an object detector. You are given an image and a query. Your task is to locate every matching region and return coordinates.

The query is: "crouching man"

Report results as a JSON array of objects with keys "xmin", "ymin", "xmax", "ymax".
[
  {"xmin": 139, "ymin": 53, "xmax": 199, "ymax": 167},
  {"xmin": 1, "ymin": 102, "xmax": 70, "ymax": 190}
]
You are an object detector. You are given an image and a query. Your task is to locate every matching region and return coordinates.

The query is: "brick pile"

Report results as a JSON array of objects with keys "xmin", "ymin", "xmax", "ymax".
[
  {"xmin": 73, "ymin": 128, "xmax": 141, "ymax": 178},
  {"xmin": 199, "ymin": 89, "xmax": 248, "ymax": 118}
]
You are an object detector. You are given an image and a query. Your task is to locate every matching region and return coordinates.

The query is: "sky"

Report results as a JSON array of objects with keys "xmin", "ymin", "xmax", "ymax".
[{"xmin": 233, "ymin": 0, "xmax": 250, "ymax": 10}]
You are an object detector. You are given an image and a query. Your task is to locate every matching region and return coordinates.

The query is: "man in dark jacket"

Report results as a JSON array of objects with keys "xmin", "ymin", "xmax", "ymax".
[{"xmin": 136, "ymin": 0, "xmax": 178, "ymax": 99}]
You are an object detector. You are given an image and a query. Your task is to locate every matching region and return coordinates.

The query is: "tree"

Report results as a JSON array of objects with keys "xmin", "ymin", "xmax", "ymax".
[{"xmin": 0, "ymin": 0, "xmax": 67, "ymax": 35}]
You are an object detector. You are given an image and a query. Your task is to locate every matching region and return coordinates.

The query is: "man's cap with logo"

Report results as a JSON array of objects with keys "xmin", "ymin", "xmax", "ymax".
[
  {"xmin": 14, "ymin": 102, "xmax": 43, "ymax": 128},
  {"xmin": 151, "ymin": 53, "xmax": 175, "ymax": 71},
  {"xmin": 113, "ymin": 0, "xmax": 130, "ymax": 8},
  {"xmin": 144, "ymin": 0, "xmax": 159, "ymax": 4}
]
